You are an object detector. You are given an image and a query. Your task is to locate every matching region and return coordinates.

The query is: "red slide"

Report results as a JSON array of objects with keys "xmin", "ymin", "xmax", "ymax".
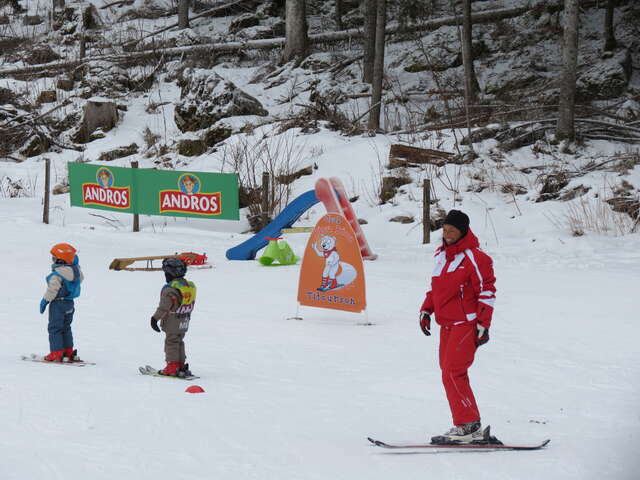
[{"xmin": 314, "ymin": 178, "xmax": 377, "ymax": 260}]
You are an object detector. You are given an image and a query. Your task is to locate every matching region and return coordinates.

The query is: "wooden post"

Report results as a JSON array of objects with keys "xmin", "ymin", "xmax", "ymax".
[
  {"xmin": 131, "ymin": 161, "xmax": 139, "ymax": 232},
  {"xmin": 261, "ymin": 171, "xmax": 270, "ymax": 229},
  {"xmin": 422, "ymin": 179, "xmax": 430, "ymax": 244},
  {"xmin": 43, "ymin": 158, "xmax": 50, "ymax": 224}
]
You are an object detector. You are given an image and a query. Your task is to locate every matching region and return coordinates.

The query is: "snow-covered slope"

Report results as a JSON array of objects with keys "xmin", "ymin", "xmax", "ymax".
[
  {"xmin": 1, "ymin": 132, "xmax": 640, "ymax": 479},
  {"xmin": 1, "ymin": 1, "xmax": 639, "ymax": 478}
]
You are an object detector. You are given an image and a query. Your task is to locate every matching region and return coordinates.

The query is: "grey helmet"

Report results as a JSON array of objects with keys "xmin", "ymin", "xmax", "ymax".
[{"xmin": 162, "ymin": 257, "xmax": 187, "ymax": 280}]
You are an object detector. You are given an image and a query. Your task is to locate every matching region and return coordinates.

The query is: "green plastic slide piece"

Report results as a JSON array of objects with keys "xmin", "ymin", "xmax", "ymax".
[{"xmin": 259, "ymin": 239, "xmax": 299, "ymax": 266}]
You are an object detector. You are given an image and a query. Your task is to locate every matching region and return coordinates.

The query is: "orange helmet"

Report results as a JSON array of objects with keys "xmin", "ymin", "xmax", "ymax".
[{"xmin": 50, "ymin": 243, "xmax": 77, "ymax": 264}]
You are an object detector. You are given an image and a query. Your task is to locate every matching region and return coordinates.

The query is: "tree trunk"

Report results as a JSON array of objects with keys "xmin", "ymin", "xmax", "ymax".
[
  {"xmin": 556, "ymin": 0, "xmax": 579, "ymax": 140},
  {"xmin": 178, "ymin": 0, "xmax": 190, "ymax": 29},
  {"xmin": 604, "ymin": 0, "xmax": 616, "ymax": 52},
  {"xmin": 363, "ymin": 0, "xmax": 377, "ymax": 83},
  {"xmin": 334, "ymin": 0, "xmax": 343, "ymax": 31},
  {"xmin": 367, "ymin": 0, "xmax": 386, "ymax": 132},
  {"xmin": 461, "ymin": 0, "xmax": 479, "ymax": 103},
  {"xmin": 282, "ymin": 0, "xmax": 308, "ymax": 62}
]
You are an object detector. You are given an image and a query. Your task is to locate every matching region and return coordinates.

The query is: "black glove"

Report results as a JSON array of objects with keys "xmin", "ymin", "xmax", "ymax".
[
  {"xmin": 419, "ymin": 311, "xmax": 431, "ymax": 336},
  {"xmin": 150, "ymin": 316, "xmax": 160, "ymax": 332},
  {"xmin": 476, "ymin": 324, "xmax": 489, "ymax": 346}
]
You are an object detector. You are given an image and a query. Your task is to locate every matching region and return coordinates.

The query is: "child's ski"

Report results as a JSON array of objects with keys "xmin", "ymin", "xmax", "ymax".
[
  {"xmin": 21, "ymin": 354, "xmax": 95, "ymax": 366},
  {"xmin": 138, "ymin": 365, "xmax": 200, "ymax": 380}
]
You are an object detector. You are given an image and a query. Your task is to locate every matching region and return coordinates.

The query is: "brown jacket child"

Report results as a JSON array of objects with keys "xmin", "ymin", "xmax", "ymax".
[{"xmin": 150, "ymin": 258, "xmax": 196, "ymax": 377}]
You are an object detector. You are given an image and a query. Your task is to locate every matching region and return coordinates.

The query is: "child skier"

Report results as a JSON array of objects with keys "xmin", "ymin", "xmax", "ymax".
[
  {"xmin": 39, "ymin": 243, "xmax": 84, "ymax": 362},
  {"xmin": 150, "ymin": 257, "xmax": 196, "ymax": 377}
]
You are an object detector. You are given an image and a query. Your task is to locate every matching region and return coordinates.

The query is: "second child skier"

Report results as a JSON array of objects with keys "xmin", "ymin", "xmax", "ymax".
[{"xmin": 150, "ymin": 257, "xmax": 196, "ymax": 377}]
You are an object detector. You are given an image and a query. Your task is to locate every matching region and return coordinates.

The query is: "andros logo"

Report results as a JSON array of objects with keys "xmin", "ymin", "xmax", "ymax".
[
  {"xmin": 82, "ymin": 168, "xmax": 131, "ymax": 209},
  {"xmin": 159, "ymin": 173, "xmax": 221, "ymax": 216}
]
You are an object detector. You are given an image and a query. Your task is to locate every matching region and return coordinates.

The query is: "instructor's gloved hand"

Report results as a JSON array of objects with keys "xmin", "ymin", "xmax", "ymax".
[
  {"xmin": 476, "ymin": 324, "xmax": 489, "ymax": 346},
  {"xmin": 39, "ymin": 299, "xmax": 49, "ymax": 314},
  {"xmin": 150, "ymin": 316, "xmax": 160, "ymax": 332},
  {"xmin": 419, "ymin": 311, "xmax": 431, "ymax": 336}
]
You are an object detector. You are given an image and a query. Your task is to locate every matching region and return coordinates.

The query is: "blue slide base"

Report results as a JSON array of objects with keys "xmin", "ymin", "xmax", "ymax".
[{"xmin": 226, "ymin": 190, "xmax": 319, "ymax": 260}]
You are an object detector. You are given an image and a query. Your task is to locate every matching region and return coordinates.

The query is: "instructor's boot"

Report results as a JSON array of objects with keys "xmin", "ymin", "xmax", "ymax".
[
  {"xmin": 431, "ymin": 420, "xmax": 483, "ymax": 444},
  {"xmin": 44, "ymin": 350, "xmax": 64, "ymax": 362}
]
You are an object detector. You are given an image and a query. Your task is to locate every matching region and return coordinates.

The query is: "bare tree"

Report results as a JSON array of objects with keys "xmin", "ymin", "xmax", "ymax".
[
  {"xmin": 604, "ymin": 0, "xmax": 617, "ymax": 52},
  {"xmin": 283, "ymin": 0, "xmax": 309, "ymax": 62},
  {"xmin": 363, "ymin": 0, "xmax": 377, "ymax": 83},
  {"xmin": 367, "ymin": 0, "xmax": 386, "ymax": 131},
  {"xmin": 556, "ymin": 0, "xmax": 579, "ymax": 140},
  {"xmin": 460, "ymin": 0, "xmax": 480, "ymax": 103},
  {"xmin": 335, "ymin": 0, "xmax": 344, "ymax": 30},
  {"xmin": 178, "ymin": 0, "xmax": 190, "ymax": 29}
]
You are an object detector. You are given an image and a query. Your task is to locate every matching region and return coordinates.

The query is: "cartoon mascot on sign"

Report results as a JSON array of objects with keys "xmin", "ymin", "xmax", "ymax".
[{"xmin": 312, "ymin": 235, "xmax": 341, "ymax": 291}]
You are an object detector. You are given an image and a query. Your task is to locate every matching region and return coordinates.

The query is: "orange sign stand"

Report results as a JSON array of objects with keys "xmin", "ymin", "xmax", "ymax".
[{"xmin": 297, "ymin": 213, "xmax": 366, "ymax": 313}]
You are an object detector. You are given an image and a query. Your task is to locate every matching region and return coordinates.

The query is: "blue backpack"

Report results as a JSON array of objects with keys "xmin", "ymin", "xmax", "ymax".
[{"xmin": 46, "ymin": 258, "xmax": 81, "ymax": 300}]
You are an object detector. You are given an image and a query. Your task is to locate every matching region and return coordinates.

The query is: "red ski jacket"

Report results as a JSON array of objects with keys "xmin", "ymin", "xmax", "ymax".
[{"xmin": 420, "ymin": 229, "xmax": 496, "ymax": 328}]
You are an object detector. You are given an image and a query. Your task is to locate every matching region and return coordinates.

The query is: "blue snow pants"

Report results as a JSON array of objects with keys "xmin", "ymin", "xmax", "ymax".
[{"xmin": 48, "ymin": 299, "xmax": 74, "ymax": 352}]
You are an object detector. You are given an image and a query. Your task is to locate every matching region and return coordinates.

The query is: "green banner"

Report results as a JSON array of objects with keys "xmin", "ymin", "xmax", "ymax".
[
  {"xmin": 137, "ymin": 169, "xmax": 239, "ymax": 219},
  {"xmin": 69, "ymin": 163, "xmax": 135, "ymax": 214},
  {"xmin": 68, "ymin": 163, "xmax": 239, "ymax": 220}
]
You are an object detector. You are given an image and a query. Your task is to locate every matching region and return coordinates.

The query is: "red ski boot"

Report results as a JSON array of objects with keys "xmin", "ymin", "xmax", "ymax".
[
  {"xmin": 44, "ymin": 350, "xmax": 64, "ymax": 362},
  {"xmin": 160, "ymin": 362, "xmax": 182, "ymax": 376}
]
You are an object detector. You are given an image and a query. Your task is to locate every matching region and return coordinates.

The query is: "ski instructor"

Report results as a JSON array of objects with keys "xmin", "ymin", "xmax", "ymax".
[{"xmin": 419, "ymin": 209, "xmax": 496, "ymax": 444}]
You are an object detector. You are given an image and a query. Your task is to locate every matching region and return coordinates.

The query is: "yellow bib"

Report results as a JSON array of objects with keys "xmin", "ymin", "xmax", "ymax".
[{"xmin": 170, "ymin": 280, "xmax": 196, "ymax": 314}]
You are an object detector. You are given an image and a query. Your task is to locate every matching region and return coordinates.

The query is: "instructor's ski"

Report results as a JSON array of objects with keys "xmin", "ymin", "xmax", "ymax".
[
  {"xmin": 21, "ymin": 354, "xmax": 95, "ymax": 366},
  {"xmin": 138, "ymin": 365, "xmax": 200, "ymax": 380},
  {"xmin": 367, "ymin": 437, "xmax": 550, "ymax": 451}
]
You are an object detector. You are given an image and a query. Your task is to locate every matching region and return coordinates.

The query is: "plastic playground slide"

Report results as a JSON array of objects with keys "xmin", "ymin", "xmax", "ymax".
[{"xmin": 225, "ymin": 190, "xmax": 320, "ymax": 260}]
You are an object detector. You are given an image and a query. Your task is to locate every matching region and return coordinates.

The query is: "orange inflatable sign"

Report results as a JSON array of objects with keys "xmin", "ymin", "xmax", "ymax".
[{"xmin": 297, "ymin": 213, "xmax": 366, "ymax": 313}]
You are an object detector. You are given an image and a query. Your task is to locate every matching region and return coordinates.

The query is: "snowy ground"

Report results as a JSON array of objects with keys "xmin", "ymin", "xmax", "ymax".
[
  {"xmin": 1, "ymin": 1, "xmax": 639, "ymax": 476},
  {"xmin": 1, "ymin": 147, "xmax": 640, "ymax": 479}
]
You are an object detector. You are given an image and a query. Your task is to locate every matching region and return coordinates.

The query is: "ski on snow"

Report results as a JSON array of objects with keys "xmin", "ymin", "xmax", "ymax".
[
  {"xmin": 368, "ymin": 437, "xmax": 550, "ymax": 451},
  {"xmin": 138, "ymin": 365, "xmax": 200, "ymax": 380},
  {"xmin": 368, "ymin": 427, "xmax": 550, "ymax": 451},
  {"xmin": 21, "ymin": 353, "xmax": 95, "ymax": 366}
]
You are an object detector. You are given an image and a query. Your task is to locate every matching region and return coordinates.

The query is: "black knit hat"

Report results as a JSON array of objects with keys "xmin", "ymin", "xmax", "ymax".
[{"xmin": 443, "ymin": 209, "xmax": 470, "ymax": 236}]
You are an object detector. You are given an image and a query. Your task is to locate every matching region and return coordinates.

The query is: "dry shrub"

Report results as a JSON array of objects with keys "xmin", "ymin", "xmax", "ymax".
[
  {"xmin": 0, "ymin": 175, "xmax": 37, "ymax": 198},
  {"xmin": 550, "ymin": 195, "xmax": 636, "ymax": 237},
  {"xmin": 218, "ymin": 132, "xmax": 304, "ymax": 232},
  {"xmin": 278, "ymin": 91, "xmax": 358, "ymax": 135}
]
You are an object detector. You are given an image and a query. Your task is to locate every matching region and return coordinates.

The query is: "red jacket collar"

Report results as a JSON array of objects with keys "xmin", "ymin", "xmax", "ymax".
[{"xmin": 441, "ymin": 229, "xmax": 479, "ymax": 260}]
